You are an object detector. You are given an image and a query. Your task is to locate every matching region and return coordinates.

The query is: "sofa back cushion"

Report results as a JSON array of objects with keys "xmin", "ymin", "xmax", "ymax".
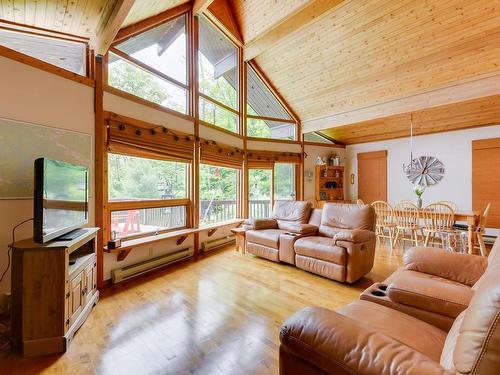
[
  {"xmin": 445, "ymin": 236, "xmax": 500, "ymax": 374},
  {"xmin": 308, "ymin": 208, "xmax": 322, "ymax": 227},
  {"xmin": 319, "ymin": 203, "xmax": 375, "ymax": 237},
  {"xmin": 272, "ymin": 200, "xmax": 312, "ymax": 225}
]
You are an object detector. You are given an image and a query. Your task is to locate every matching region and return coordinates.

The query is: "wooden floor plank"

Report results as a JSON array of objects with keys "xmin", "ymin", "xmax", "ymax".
[{"xmin": 0, "ymin": 242, "xmax": 403, "ymax": 374}]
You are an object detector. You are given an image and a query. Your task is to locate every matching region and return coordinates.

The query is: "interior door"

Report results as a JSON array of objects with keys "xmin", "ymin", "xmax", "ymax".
[
  {"xmin": 357, "ymin": 150, "xmax": 387, "ymax": 203},
  {"xmin": 472, "ymin": 138, "xmax": 500, "ymax": 228}
]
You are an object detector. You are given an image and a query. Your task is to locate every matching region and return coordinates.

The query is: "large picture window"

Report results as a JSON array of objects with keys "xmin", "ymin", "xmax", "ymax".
[
  {"xmin": 108, "ymin": 14, "xmax": 188, "ymax": 114},
  {"xmin": 248, "ymin": 169, "xmax": 272, "ymax": 218},
  {"xmin": 198, "ymin": 17, "xmax": 239, "ymax": 133},
  {"xmin": 108, "ymin": 154, "xmax": 189, "ymax": 239},
  {"xmin": 199, "ymin": 164, "xmax": 238, "ymax": 224},
  {"xmin": 274, "ymin": 163, "xmax": 296, "ymax": 200},
  {"xmin": 246, "ymin": 65, "xmax": 296, "ymax": 140}
]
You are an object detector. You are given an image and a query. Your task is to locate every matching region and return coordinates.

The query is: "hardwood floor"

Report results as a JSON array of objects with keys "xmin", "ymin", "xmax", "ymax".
[{"xmin": 0, "ymin": 243, "xmax": 403, "ymax": 375}]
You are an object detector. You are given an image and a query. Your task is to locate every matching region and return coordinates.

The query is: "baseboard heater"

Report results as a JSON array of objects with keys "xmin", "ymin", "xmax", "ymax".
[
  {"xmin": 111, "ymin": 247, "xmax": 194, "ymax": 284},
  {"xmin": 202, "ymin": 235, "xmax": 235, "ymax": 252}
]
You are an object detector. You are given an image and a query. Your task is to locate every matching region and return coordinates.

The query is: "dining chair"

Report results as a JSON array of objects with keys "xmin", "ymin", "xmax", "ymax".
[
  {"xmin": 356, "ymin": 199, "xmax": 365, "ymax": 204},
  {"xmin": 437, "ymin": 200, "xmax": 459, "ymax": 212},
  {"xmin": 371, "ymin": 201, "xmax": 397, "ymax": 251},
  {"xmin": 422, "ymin": 202, "xmax": 456, "ymax": 247},
  {"xmin": 454, "ymin": 203, "xmax": 491, "ymax": 256},
  {"xmin": 393, "ymin": 201, "xmax": 421, "ymax": 248}
]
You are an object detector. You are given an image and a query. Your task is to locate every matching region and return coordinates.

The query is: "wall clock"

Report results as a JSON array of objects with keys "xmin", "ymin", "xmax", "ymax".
[{"xmin": 404, "ymin": 156, "xmax": 445, "ymax": 187}]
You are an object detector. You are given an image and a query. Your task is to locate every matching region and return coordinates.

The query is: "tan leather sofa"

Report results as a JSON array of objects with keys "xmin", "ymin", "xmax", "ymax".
[
  {"xmin": 361, "ymin": 245, "xmax": 490, "ymax": 331},
  {"xmin": 279, "ymin": 236, "xmax": 500, "ymax": 375},
  {"xmin": 245, "ymin": 201, "xmax": 376, "ymax": 283},
  {"xmin": 244, "ymin": 200, "xmax": 317, "ymax": 264},
  {"xmin": 294, "ymin": 203, "xmax": 376, "ymax": 283}
]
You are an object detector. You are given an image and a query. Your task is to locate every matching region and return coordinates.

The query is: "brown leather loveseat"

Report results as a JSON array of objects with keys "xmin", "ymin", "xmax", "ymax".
[
  {"xmin": 279, "ymin": 236, "xmax": 500, "ymax": 375},
  {"xmin": 245, "ymin": 201, "xmax": 376, "ymax": 283}
]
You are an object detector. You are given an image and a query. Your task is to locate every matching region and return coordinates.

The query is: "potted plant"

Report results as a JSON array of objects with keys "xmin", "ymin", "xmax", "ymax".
[{"xmin": 413, "ymin": 185, "xmax": 425, "ymax": 209}]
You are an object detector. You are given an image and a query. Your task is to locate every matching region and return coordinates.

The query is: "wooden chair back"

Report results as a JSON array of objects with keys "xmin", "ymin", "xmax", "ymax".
[
  {"xmin": 437, "ymin": 200, "xmax": 458, "ymax": 212},
  {"xmin": 477, "ymin": 202, "xmax": 492, "ymax": 232},
  {"xmin": 371, "ymin": 201, "xmax": 394, "ymax": 227},
  {"xmin": 422, "ymin": 203, "xmax": 455, "ymax": 231},
  {"xmin": 356, "ymin": 199, "xmax": 365, "ymax": 204},
  {"xmin": 393, "ymin": 201, "xmax": 420, "ymax": 228}
]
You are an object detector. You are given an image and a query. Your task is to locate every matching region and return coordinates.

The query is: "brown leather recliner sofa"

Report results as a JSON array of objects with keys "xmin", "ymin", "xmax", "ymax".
[
  {"xmin": 279, "ymin": 236, "xmax": 500, "ymax": 375},
  {"xmin": 244, "ymin": 201, "xmax": 376, "ymax": 283}
]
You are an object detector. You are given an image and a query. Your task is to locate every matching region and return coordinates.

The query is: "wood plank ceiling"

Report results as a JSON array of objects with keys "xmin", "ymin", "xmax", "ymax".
[
  {"xmin": 231, "ymin": 0, "xmax": 500, "ymax": 143},
  {"xmin": 122, "ymin": 0, "xmax": 189, "ymax": 28}
]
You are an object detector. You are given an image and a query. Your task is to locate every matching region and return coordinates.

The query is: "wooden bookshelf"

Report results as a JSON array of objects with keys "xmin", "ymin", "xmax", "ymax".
[{"xmin": 315, "ymin": 165, "xmax": 345, "ymax": 202}]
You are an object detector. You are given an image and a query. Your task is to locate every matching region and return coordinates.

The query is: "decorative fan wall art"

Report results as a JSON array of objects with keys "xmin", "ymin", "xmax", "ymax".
[{"xmin": 403, "ymin": 156, "xmax": 445, "ymax": 187}]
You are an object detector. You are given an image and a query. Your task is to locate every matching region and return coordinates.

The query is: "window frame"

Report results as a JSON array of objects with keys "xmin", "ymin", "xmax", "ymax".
[
  {"xmin": 107, "ymin": 11, "xmax": 191, "ymax": 117},
  {"xmin": 199, "ymin": 163, "xmax": 242, "ymax": 225},
  {"xmin": 107, "ymin": 152, "xmax": 192, "ymax": 241}
]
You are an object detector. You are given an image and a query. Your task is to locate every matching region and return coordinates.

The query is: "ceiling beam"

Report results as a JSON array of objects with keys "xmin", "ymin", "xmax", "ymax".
[
  {"xmin": 193, "ymin": 0, "xmax": 216, "ymax": 15},
  {"xmin": 91, "ymin": 0, "xmax": 136, "ymax": 56},
  {"xmin": 302, "ymin": 72, "xmax": 500, "ymax": 133},
  {"xmin": 243, "ymin": 0, "xmax": 345, "ymax": 62}
]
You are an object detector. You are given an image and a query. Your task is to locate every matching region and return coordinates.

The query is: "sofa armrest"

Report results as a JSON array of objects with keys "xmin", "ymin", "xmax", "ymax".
[
  {"xmin": 277, "ymin": 222, "xmax": 318, "ymax": 235},
  {"xmin": 243, "ymin": 218, "xmax": 277, "ymax": 230},
  {"xmin": 280, "ymin": 307, "xmax": 452, "ymax": 375},
  {"xmin": 404, "ymin": 247, "xmax": 488, "ymax": 286},
  {"xmin": 333, "ymin": 229, "xmax": 375, "ymax": 244}
]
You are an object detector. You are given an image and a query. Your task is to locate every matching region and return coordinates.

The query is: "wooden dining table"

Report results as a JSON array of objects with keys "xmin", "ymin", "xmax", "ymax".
[{"xmin": 395, "ymin": 209, "xmax": 481, "ymax": 254}]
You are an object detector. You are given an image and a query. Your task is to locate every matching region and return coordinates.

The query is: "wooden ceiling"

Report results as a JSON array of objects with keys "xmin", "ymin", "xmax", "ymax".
[
  {"xmin": 251, "ymin": 0, "xmax": 500, "ymax": 124},
  {"xmin": 318, "ymin": 94, "xmax": 500, "ymax": 145},
  {"xmin": 122, "ymin": 0, "xmax": 189, "ymax": 28}
]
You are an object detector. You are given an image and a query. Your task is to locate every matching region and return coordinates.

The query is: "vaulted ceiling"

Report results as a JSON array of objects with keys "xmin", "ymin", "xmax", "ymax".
[{"xmin": 1, "ymin": 0, "xmax": 499, "ymax": 144}]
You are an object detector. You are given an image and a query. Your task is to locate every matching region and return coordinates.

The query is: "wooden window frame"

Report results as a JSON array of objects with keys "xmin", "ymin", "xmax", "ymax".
[
  {"xmin": 199, "ymin": 162, "xmax": 242, "ymax": 225},
  {"xmin": 106, "ymin": 152, "xmax": 193, "ymax": 242},
  {"xmin": 107, "ymin": 11, "xmax": 192, "ymax": 117}
]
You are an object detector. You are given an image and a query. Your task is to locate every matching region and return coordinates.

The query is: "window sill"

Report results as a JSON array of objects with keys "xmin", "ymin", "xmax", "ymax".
[{"xmin": 103, "ymin": 219, "xmax": 244, "ymax": 260}]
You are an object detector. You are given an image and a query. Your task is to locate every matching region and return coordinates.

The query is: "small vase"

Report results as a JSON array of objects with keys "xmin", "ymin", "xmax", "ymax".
[{"xmin": 416, "ymin": 197, "xmax": 422, "ymax": 209}]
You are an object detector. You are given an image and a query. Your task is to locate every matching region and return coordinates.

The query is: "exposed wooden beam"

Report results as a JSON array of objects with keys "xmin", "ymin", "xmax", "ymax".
[
  {"xmin": 302, "ymin": 72, "xmax": 500, "ymax": 133},
  {"xmin": 91, "ymin": 0, "xmax": 135, "ymax": 56},
  {"xmin": 243, "ymin": 0, "xmax": 345, "ymax": 61},
  {"xmin": 193, "ymin": 0, "xmax": 216, "ymax": 15}
]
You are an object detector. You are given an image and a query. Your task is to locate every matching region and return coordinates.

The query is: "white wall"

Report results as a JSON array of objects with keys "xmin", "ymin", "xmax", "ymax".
[
  {"xmin": 344, "ymin": 125, "xmax": 500, "ymax": 233},
  {"xmin": 0, "ymin": 56, "xmax": 95, "ymax": 294}
]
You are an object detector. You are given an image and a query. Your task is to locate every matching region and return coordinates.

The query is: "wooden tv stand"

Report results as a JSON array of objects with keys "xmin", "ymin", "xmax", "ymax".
[{"xmin": 11, "ymin": 228, "xmax": 99, "ymax": 357}]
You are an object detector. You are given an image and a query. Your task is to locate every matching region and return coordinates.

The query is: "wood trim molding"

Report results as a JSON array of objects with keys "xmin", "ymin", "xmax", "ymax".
[
  {"xmin": 109, "ymin": 199, "xmax": 190, "ymax": 211},
  {"xmin": 246, "ymin": 136, "xmax": 301, "ymax": 145},
  {"xmin": 193, "ymin": 0, "xmax": 216, "ymax": 15},
  {"xmin": 243, "ymin": 0, "xmax": 345, "ymax": 61},
  {"xmin": 302, "ymin": 72, "xmax": 500, "ymax": 133},
  {"xmin": 303, "ymin": 141, "xmax": 346, "ymax": 148},
  {"xmin": 114, "ymin": 2, "xmax": 192, "ymax": 44},
  {"xmin": 0, "ymin": 45, "xmax": 95, "ymax": 87}
]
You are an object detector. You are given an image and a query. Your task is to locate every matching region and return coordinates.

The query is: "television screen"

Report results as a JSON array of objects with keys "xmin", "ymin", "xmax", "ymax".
[{"xmin": 34, "ymin": 158, "xmax": 88, "ymax": 243}]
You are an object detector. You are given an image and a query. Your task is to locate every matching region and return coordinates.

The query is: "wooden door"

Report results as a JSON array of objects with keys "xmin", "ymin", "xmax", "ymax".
[
  {"xmin": 357, "ymin": 150, "xmax": 387, "ymax": 203},
  {"xmin": 83, "ymin": 262, "xmax": 96, "ymax": 306},
  {"xmin": 68, "ymin": 271, "xmax": 84, "ymax": 327},
  {"xmin": 472, "ymin": 138, "xmax": 500, "ymax": 228}
]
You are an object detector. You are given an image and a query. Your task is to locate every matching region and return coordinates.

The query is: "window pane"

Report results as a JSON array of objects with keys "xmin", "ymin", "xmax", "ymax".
[
  {"xmin": 111, "ymin": 206, "xmax": 186, "ymax": 238},
  {"xmin": 108, "ymin": 53, "xmax": 188, "ymax": 114},
  {"xmin": 303, "ymin": 132, "xmax": 335, "ymax": 144},
  {"xmin": 199, "ymin": 97, "xmax": 238, "ymax": 132},
  {"xmin": 247, "ymin": 65, "xmax": 291, "ymax": 120},
  {"xmin": 115, "ymin": 15, "xmax": 187, "ymax": 84},
  {"xmin": 274, "ymin": 164, "xmax": 296, "ymax": 200},
  {"xmin": 247, "ymin": 118, "xmax": 295, "ymax": 140},
  {"xmin": 198, "ymin": 17, "xmax": 238, "ymax": 110},
  {"xmin": 249, "ymin": 169, "xmax": 272, "ymax": 218},
  {"xmin": 0, "ymin": 29, "xmax": 86, "ymax": 75},
  {"xmin": 199, "ymin": 164, "xmax": 238, "ymax": 224},
  {"xmin": 108, "ymin": 154, "xmax": 188, "ymax": 201}
]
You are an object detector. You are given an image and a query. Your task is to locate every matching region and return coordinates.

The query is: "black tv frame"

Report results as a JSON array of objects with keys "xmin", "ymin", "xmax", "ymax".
[{"xmin": 33, "ymin": 158, "xmax": 89, "ymax": 243}]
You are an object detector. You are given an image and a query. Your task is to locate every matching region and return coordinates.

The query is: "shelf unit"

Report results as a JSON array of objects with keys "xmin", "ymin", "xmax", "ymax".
[
  {"xmin": 315, "ymin": 165, "xmax": 345, "ymax": 202},
  {"xmin": 11, "ymin": 228, "xmax": 99, "ymax": 357}
]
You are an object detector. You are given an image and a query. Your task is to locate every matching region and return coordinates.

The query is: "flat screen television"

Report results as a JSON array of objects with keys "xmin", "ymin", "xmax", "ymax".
[{"xmin": 34, "ymin": 158, "xmax": 89, "ymax": 243}]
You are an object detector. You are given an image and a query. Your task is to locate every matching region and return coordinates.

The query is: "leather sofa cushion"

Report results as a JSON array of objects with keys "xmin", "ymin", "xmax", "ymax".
[
  {"xmin": 340, "ymin": 300, "xmax": 447, "ymax": 362},
  {"xmin": 440, "ymin": 310, "xmax": 465, "ymax": 371},
  {"xmin": 246, "ymin": 229, "xmax": 287, "ymax": 249},
  {"xmin": 294, "ymin": 236, "xmax": 346, "ymax": 264},
  {"xmin": 295, "ymin": 255, "xmax": 346, "ymax": 282},
  {"xmin": 386, "ymin": 269, "xmax": 473, "ymax": 318},
  {"xmin": 319, "ymin": 203, "xmax": 375, "ymax": 236},
  {"xmin": 246, "ymin": 242, "xmax": 280, "ymax": 262},
  {"xmin": 243, "ymin": 218, "xmax": 278, "ymax": 230},
  {"xmin": 277, "ymin": 222, "xmax": 317, "ymax": 234},
  {"xmin": 272, "ymin": 200, "xmax": 312, "ymax": 223}
]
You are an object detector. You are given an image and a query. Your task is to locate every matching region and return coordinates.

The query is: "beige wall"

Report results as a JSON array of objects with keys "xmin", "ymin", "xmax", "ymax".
[{"xmin": 0, "ymin": 56, "xmax": 95, "ymax": 294}]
